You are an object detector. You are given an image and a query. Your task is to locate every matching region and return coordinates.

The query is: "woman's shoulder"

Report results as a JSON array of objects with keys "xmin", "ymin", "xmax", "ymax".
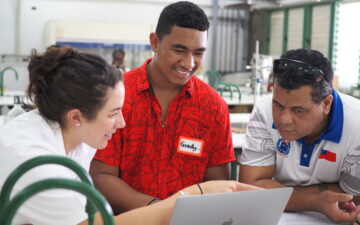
[{"xmin": 0, "ymin": 110, "xmax": 59, "ymax": 153}]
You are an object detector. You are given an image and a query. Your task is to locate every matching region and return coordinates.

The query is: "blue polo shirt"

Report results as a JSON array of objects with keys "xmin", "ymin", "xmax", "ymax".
[{"xmin": 240, "ymin": 90, "xmax": 360, "ymax": 195}]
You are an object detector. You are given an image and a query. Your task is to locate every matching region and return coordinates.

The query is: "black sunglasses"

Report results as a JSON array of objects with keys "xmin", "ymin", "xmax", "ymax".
[{"xmin": 273, "ymin": 58, "xmax": 328, "ymax": 83}]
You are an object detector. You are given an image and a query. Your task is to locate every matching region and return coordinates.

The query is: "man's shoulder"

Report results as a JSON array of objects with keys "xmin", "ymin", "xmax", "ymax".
[{"xmin": 253, "ymin": 95, "xmax": 273, "ymax": 115}]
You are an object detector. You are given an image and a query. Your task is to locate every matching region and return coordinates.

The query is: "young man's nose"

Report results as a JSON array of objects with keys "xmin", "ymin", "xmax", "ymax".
[{"xmin": 181, "ymin": 54, "xmax": 195, "ymax": 71}]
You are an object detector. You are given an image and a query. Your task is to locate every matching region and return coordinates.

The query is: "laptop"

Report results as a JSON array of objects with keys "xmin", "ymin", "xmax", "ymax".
[{"xmin": 169, "ymin": 187, "xmax": 293, "ymax": 225}]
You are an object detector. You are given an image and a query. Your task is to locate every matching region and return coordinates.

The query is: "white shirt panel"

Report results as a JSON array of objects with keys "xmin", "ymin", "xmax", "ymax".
[{"xmin": 0, "ymin": 110, "xmax": 96, "ymax": 225}]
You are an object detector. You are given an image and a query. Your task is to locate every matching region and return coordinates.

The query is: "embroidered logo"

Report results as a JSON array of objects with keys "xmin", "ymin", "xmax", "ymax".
[
  {"xmin": 276, "ymin": 138, "xmax": 290, "ymax": 156},
  {"xmin": 319, "ymin": 149, "xmax": 336, "ymax": 162},
  {"xmin": 177, "ymin": 136, "xmax": 204, "ymax": 156}
]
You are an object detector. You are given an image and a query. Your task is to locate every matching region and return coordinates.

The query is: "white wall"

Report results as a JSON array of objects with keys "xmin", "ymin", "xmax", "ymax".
[
  {"xmin": 0, "ymin": 0, "xmax": 215, "ymax": 93},
  {"xmin": 0, "ymin": 0, "xmax": 17, "ymax": 54},
  {"xmin": 0, "ymin": 0, "xmax": 214, "ymax": 55}
]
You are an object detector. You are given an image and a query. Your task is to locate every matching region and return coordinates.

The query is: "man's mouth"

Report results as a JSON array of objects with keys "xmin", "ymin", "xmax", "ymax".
[{"xmin": 175, "ymin": 67, "xmax": 192, "ymax": 78}]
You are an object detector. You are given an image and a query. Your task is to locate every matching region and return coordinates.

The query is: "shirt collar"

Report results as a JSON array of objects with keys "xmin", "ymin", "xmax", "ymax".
[
  {"xmin": 272, "ymin": 90, "xmax": 343, "ymax": 144},
  {"xmin": 136, "ymin": 58, "xmax": 152, "ymax": 92},
  {"xmin": 321, "ymin": 90, "xmax": 343, "ymax": 143},
  {"xmin": 136, "ymin": 58, "xmax": 194, "ymax": 96}
]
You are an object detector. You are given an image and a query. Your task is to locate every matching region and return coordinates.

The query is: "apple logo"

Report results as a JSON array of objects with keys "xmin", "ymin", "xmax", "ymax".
[{"xmin": 222, "ymin": 217, "xmax": 234, "ymax": 225}]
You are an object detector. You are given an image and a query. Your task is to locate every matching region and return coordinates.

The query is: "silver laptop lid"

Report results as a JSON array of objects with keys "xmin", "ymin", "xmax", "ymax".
[{"xmin": 170, "ymin": 187, "xmax": 293, "ymax": 225}]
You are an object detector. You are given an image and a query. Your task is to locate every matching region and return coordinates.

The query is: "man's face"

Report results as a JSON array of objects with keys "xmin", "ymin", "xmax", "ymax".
[
  {"xmin": 272, "ymin": 83, "xmax": 332, "ymax": 142},
  {"xmin": 112, "ymin": 52, "xmax": 124, "ymax": 69},
  {"xmin": 150, "ymin": 25, "xmax": 207, "ymax": 87}
]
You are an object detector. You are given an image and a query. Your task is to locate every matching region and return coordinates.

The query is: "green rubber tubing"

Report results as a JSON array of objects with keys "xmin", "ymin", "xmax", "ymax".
[
  {"xmin": 0, "ymin": 178, "xmax": 115, "ymax": 225},
  {"xmin": 0, "ymin": 156, "xmax": 97, "ymax": 225}
]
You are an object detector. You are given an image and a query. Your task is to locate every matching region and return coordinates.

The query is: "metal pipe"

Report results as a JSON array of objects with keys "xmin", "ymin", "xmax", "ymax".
[
  {"xmin": 0, "ymin": 178, "xmax": 115, "ymax": 225},
  {"xmin": 0, "ymin": 67, "xmax": 19, "ymax": 96},
  {"xmin": 211, "ymin": 0, "xmax": 219, "ymax": 71},
  {"xmin": 0, "ymin": 156, "xmax": 97, "ymax": 225}
]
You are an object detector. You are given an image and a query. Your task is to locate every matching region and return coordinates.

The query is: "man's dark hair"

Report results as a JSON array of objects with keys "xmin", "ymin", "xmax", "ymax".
[
  {"xmin": 155, "ymin": 1, "xmax": 210, "ymax": 39},
  {"xmin": 273, "ymin": 48, "xmax": 333, "ymax": 103}
]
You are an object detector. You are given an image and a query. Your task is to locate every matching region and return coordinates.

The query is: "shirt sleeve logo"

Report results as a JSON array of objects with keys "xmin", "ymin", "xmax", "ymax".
[
  {"xmin": 276, "ymin": 138, "xmax": 290, "ymax": 156},
  {"xmin": 319, "ymin": 149, "xmax": 336, "ymax": 162},
  {"xmin": 177, "ymin": 136, "xmax": 204, "ymax": 156}
]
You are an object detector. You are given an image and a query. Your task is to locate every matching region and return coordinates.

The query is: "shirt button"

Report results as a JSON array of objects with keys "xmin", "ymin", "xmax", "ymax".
[{"xmin": 304, "ymin": 154, "xmax": 308, "ymax": 158}]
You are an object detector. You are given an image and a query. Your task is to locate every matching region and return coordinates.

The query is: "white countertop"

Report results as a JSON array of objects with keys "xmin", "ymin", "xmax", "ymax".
[
  {"xmin": 0, "ymin": 91, "xmax": 31, "ymax": 106},
  {"xmin": 230, "ymin": 113, "xmax": 250, "ymax": 148},
  {"xmin": 0, "ymin": 115, "xmax": 5, "ymax": 127},
  {"xmin": 221, "ymin": 92, "xmax": 272, "ymax": 106},
  {"xmin": 230, "ymin": 113, "xmax": 251, "ymax": 124},
  {"xmin": 278, "ymin": 211, "xmax": 350, "ymax": 225}
]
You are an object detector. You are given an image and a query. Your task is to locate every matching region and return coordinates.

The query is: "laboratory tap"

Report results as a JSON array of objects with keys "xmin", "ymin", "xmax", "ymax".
[{"xmin": 0, "ymin": 67, "xmax": 19, "ymax": 96}]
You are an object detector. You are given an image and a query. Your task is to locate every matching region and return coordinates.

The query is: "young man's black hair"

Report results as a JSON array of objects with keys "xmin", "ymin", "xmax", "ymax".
[{"xmin": 155, "ymin": 1, "xmax": 210, "ymax": 40}]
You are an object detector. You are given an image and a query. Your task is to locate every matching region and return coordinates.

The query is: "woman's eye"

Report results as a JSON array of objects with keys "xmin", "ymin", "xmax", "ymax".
[{"xmin": 109, "ymin": 113, "xmax": 117, "ymax": 118}]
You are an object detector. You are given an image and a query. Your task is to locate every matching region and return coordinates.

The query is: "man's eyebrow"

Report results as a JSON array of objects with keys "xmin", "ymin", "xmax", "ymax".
[
  {"xmin": 171, "ymin": 44, "xmax": 206, "ymax": 52},
  {"xmin": 172, "ymin": 44, "xmax": 188, "ymax": 50},
  {"xmin": 272, "ymin": 99, "xmax": 283, "ymax": 106}
]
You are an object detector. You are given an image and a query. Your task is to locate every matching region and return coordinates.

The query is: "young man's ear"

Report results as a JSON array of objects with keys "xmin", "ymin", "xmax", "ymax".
[
  {"xmin": 66, "ymin": 109, "xmax": 83, "ymax": 127},
  {"xmin": 322, "ymin": 94, "xmax": 333, "ymax": 115},
  {"xmin": 149, "ymin": 32, "xmax": 160, "ymax": 52}
]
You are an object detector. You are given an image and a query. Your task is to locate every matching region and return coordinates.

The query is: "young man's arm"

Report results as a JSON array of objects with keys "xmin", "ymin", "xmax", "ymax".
[
  {"xmin": 89, "ymin": 159, "xmax": 156, "ymax": 215},
  {"xmin": 239, "ymin": 164, "xmax": 360, "ymax": 223},
  {"xmin": 204, "ymin": 163, "xmax": 231, "ymax": 181}
]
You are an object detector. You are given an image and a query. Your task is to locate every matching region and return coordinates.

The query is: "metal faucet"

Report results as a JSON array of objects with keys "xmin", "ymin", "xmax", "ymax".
[{"xmin": 0, "ymin": 67, "xmax": 19, "ymax": 96}]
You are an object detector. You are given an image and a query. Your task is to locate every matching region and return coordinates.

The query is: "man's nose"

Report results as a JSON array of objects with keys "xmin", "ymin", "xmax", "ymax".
[
  {"xmin": 181, "ymin": 54, "xmax": 195, "ymax": 71},
  {"xmin": 279, "ymin": 110, "xmax": 293, "ymax": 125}
]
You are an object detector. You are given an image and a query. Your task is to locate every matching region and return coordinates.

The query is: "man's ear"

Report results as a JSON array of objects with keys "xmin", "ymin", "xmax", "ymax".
[
  {"xmin": 149, "ymin": 32, "xmax": 160, "ymax": 52},
  {"xmin": 65, "ymin": 109, "xmax": 83, "ymax": 127},
  {"xmin": 322, "ymin": 94, "xmax": 333, "ymax": 115}
]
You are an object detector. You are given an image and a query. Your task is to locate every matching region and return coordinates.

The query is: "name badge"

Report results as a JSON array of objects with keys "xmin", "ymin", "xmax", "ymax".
[{"xmin": 177, "ymin": 136, "xmax": 204, "ymax": 156}]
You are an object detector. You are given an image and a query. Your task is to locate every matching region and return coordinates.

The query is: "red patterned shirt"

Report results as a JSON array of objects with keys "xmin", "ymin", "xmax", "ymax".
[{"xmin": 94, "ymin": 59, "xmax": 235, "ymax": 199}]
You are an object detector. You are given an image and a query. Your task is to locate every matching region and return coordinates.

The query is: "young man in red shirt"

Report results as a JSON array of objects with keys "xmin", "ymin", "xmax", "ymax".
[{"xmin": 90, "ymin": 1, "xmax": 235, "ymax": 214}]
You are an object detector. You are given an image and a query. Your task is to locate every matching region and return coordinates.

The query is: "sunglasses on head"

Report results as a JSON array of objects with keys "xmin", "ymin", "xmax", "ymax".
[{"xmin": 273, "ymin": 58, "xmax": 328, "ymax": 83}]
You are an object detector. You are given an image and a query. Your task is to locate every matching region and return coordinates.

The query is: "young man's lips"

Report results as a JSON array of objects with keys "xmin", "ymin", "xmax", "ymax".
[{"xmin": 175, "ymin": 70, "xmax": 191, "ymax": 79}]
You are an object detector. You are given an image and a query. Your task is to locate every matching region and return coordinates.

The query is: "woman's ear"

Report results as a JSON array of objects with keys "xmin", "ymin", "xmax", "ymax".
[
  {"xmin": 149, "ymin": 32, "xmax": 160, "ymax": 52},
  {"xmin": 66, "ymin": 109, "xmax": 83, "ymax": 127}
]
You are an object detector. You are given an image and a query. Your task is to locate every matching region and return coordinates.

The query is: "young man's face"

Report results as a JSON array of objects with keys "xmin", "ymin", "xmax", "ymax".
[
  {"xmin": 272, "ymin": 83, "xmax": 332, "ymax": 142},
  {"xmin": 150, "ymin": 25, "xmax": 207, "ymax": 87}
]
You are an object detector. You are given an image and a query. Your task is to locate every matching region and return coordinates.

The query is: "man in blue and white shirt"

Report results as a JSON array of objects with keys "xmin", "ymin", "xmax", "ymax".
[{"xmin": 239, "ymin": 48, "xmax": 360, "ymax": 223}]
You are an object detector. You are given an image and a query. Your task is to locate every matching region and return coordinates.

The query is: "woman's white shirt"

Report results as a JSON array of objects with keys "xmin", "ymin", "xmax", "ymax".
[{"xmin": 0, "ymin": 110, "xmax": 96, "ymax": 225}]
